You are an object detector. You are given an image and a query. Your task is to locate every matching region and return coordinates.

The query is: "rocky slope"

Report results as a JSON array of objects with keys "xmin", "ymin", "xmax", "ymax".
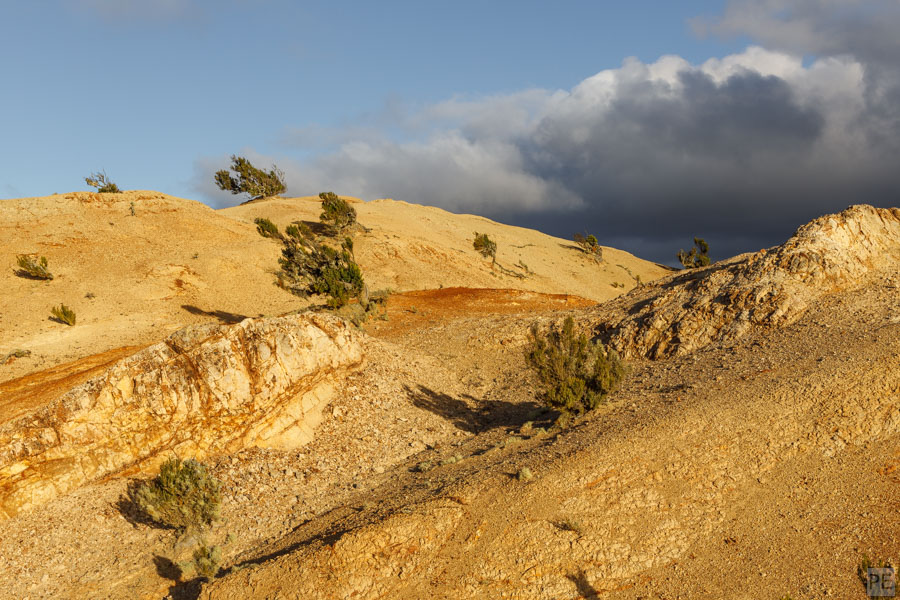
[
  {"xmin": 0, "ymin": 313, "xmax": 362, "ymax": 520},
  {"xmin": 0, "ymin": 203, "xmax": 896, "ymax": 600},
  {"xmin": 593, "ymin": 204, "xmax": 900, "ymax": 359}
]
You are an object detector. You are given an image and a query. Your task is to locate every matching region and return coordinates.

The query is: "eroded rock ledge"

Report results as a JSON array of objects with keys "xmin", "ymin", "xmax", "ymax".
[
  {"xmin": 0, "ymin": 313, "xmax": 363, "ymax": 519},
  {"xmin": 595, "ymin": 205, "xmax": 900, "ymax": 359}
]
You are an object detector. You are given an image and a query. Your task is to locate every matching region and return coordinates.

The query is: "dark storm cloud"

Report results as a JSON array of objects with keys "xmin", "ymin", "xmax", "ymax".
[{"xmin": 195, "ymin": 3, "xmax": 900, "ymax": 263}]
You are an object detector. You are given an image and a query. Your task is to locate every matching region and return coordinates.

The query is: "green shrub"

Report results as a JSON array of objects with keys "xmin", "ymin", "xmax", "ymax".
[
  {"xmin": 285, "ymin": 221, "xmax": 312, "ymax": 240},
  {"xmin": 473, "ymin": 232, "xmax": 497, "ymax": 262},
  {"xmin": 215, "ymin": 155, "xmax": 286, "ymax": 200},
  {"xmin": 254, "ymin": 217, "xmax": 280, "ymax": 239},
  {"xmin": 278, "ymin": 233, "xmax": 365, "ymax": 309},
  {"xmin": 15, "ymin": 254, "xmax": 53, "ymax": 280},
  {"xmin": 517, "ymin": 467, "xmax": 534, "ymax": 481},
  {"xmin": 677, "ymin": 237, "xmax": 710, "ymax": 268},
  {"xmin": 132, "ymin": 458, "xmax": 222, "ymax": 533},
  {"xmin": 319, "ymin": 192, "xmax": 357, "ymax": 233},
  {"xmin": 50, "ymin": 304, "xmax": 76, "ymax": 326},
  {"xmin": 85, "ymin": 170, "xmax": 121, "ymax": 193},
  {"xmin": 525, "ymin": 316, "xmax": 625, "ymax": 419},
  {"xmin": 574, "ymin": 233, "xmax": 602, "ymax": 261}
]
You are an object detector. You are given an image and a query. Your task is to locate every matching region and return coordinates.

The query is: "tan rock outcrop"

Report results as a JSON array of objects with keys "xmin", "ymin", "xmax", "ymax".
[
  {"xmin": 593, "ymin": 205, "xmax": 900, "ymax": 359},
  {"xmin": 0, "ymin": 313, "xmax": 363, "ymax": 519}
]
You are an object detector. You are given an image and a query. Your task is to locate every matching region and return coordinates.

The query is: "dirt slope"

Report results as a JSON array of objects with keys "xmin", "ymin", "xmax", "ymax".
[
  {"xmin": 0, "ymin": 191, "xmax": 667, "ymax": 386},
  {"xmin": 0, "ymin": 202, "xmax": 895, "ymax": 600},
  {"xmin": 200, "ymin": 270, "xmax": 899, "ymax": 600},
  {"xmin": 220, "ymin": 195, "xmax": 669, "ymax": 301}
]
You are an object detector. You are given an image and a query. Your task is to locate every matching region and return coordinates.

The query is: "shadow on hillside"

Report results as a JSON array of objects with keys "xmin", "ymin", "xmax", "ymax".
[
  {"xmin": 115, "ymin": 479, "xmax": 175, "ymax": 531},
  {"xmin": 153, "ymin": 555, "xmax": 203, "ymax": 600},
  {"xmin": 181, "ymin": 304, "xmax": 249, "ymax": 324},
  {"xmin": 566, "ymin": 569, "xmax": 600, "ymax": 598},
  {"xmin": 404, "ymin": 385, "xmax": 542, "ymax": 433}
]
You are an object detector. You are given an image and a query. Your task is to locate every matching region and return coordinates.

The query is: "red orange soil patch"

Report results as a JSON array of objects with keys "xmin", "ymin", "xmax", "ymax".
[
  {"xmin": 0, "ymin": 345, "xmax": 144, "ymax": 424},
  {"xmin": 367, "ymin": 287, "xmax": 596, "ymax": 340}
]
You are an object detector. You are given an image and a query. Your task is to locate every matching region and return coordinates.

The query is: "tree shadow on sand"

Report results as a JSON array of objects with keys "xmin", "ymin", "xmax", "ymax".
[
  {"xmin": 404, "ymin": 384, "xmax": 543, "ymax": 433},
  {"xmin": 181, "ymin": 305, "xmax": 250, "ymax": 324},
  {"xmin": 566, "ymin": 569, "xmax": 601, "ymax": 598},
  {"xmin": 153, "ymin": 555, "xmax": 204, "ymax": 600}
]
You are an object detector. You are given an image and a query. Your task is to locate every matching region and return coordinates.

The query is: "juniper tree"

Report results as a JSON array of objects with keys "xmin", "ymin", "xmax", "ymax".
[
  {"xmin": 278, "ymin": 226, "xmax": 365, "ymax": 308},
  {"xmin": 215, "ymin": 155, "xmax": 286, "ymax": 200},
  {"xmin": 473, "ymin": 232, "xmax": 497, "ymax": 263},
  {"xmin": 677, "ymin": 237, "xmax": 711, "ymax": 269},
  {"xmin": 85, "ymin": 170, "xmax": 121, "ymax": 193},
  {"xmin": 525, "ymin": 317, "xmax": 625, "ymax": 420},
  {"xmin": 318, "ymin": 192, "xmax": 357, "ymax": 233}
]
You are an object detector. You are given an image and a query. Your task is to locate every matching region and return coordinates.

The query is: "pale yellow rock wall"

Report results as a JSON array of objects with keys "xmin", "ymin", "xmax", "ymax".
[{"xmin": 0, "ymin": 313, "xmax": 363, "ymax": 519}]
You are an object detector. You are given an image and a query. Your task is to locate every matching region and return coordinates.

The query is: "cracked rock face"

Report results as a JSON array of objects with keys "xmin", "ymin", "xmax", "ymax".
[
  {"xmin": 593, "ymin": 205, "xmax": 900, "ymax": 359},
  {"xmin": 0, "ymin": 313, "xmax": 363, "ymax": 519}
]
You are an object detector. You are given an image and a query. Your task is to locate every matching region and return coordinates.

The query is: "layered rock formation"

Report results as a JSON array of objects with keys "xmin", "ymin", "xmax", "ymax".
[
  {"xmin": 0, "ymin": 313, "xmax": 363, "ymax": 519},
  {"xmin": 594, "ymin": 205, "xmax": 900, "ymax": 359}
]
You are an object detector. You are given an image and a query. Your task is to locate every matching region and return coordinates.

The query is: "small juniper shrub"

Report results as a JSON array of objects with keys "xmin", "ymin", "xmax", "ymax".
[
  {"xmin": 319, "ymin": 192, "xmax": 357, "ymax": 234},
  {"xmin": 215, "ymin": 155, "xmax": 286, "ymax": 200},
  {"xmin": 573, "ymin": 233, "xmax": 603, "ymax": 262},
  {"xmin": 473, "ymin": 232, "xmax": 497, "ymax": 263},
  {"xmin": 254, "ymin": 217, "xmax": 280, "ymax": 239},
  {"xmin": 677, "ymin": 237, "xmax": 711, "ymax": 268},
  {"xmin": 15, "ymin": 254, "xmax": 53, "ymax": 280},
  {"xmin": 278, "ymin": 229, "xmax": 364, "ymax": 309},
  {"xmin": 525, "ymin": 316, "xmax": 626, "ymax": 422},
  {"xmin": 85, "ymin": 170, "xmax": 121, "ymax": 193},
  {"xmin": 285, "ymin": 221, "xmax": 312, "ymax": 240},
  {"xmin": 50, "ymin": 304, "xmax": 76, "ymax": 326},
  {"xmin": 131, "ymin": 458, "xmax": 222, "ymax": 534}
]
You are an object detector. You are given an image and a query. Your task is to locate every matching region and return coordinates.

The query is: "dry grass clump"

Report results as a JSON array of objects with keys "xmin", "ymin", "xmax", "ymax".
[
  {"xmin": 50, "ymin": 304, "xmax": 76, "ymax": 326},
  {"xmin": 15, "ymin": 254, "xmax": 53, "ymax": 280}
]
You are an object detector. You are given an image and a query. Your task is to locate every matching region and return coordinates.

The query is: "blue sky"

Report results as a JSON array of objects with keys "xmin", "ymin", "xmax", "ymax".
[{"xmin": 2, "ymin": 1, "xmax": 899, "ymax": 262}]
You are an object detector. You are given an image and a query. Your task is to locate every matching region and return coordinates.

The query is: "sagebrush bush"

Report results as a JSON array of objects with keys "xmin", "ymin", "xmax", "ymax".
[
  {"xmin": 319, "ymin": 192, "xmax": 357, "ymax": 233},
  {"xmin": 185, "ymin": 542, "xmax": 222, "ymax": 580},
  {"xmin": 254, "ymin": 217, "xmax": 280, "ymax": 239},
  {"xmin": 132, "ymin": 458, "xmax": 222, "ymax": 533},
  {"xmin": 50, "ymin": 304, "xmax": 76, "ymax": 326},
  {"xmin": 85, "ymin": 170, "xmax": 121, "ymax": 193},
  {"xmin": 15, "ymin": 254, "xmax": 53, "ymax": 280},
  {"xmin": 278, "ymin": 231, "xmax": 365, "ymax": 308},
  {"xmin": 525, "ymin": 316, "xmax": 625, "ymax": 418},
  {"xmin": 215, "ymin": 155, "xmax": 286, "ymax": 200},
  {"xmin": 677, "ymin": 237, "xmax": 710, "ymax": 269},
  {"xmin": 473, "ymin": 232, "xmax": 497, "ymax": 262}
]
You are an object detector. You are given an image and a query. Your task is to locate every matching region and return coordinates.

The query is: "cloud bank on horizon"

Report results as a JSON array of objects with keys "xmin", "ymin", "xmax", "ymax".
[{"xmin": 197, "ymin": 1, "xmax": 900, "ymax": 263}]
